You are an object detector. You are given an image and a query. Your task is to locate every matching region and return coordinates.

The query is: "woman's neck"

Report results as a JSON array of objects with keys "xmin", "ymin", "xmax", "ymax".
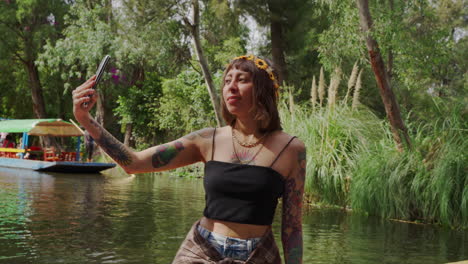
[{"xmin": 234, "ymin": 117, "xmax": 261, "ymax": 138}]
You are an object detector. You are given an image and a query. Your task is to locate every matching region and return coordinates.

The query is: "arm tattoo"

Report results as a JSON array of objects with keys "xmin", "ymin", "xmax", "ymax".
[
  {"xmin": 90, "ymin": 119, "xmax": 133, "ymax": 166},
  {"xmin": 152, "ymin": 141, "xmax": 185, "ymax": 168},
  {"xmin": 183, "ymin": 128, "xmax": 215, "ymax": 141},
  {"xmin": 282, "ymin": 149, "xmax": 306, "ymax": 264}
]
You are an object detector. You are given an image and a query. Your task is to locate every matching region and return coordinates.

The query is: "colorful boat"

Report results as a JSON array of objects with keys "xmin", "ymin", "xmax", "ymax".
[{"xmin": 0, "ymin": 119, "xmax": 116, "ymax": 173}]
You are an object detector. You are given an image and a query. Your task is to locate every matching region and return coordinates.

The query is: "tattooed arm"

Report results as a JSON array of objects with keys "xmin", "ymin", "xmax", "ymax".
[
  {"xmin": 281, "ymin": 141, "xmax": 306, "ymax": 264},
  {"xmin": 72, "ymin": 76, "xmax": 213, "ymax": 174}
]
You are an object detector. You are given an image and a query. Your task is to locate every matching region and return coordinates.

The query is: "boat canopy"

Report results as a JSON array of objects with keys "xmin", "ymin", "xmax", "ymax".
[{"xmin": 0, "ymin": 119, "xmax": 83, "ymax": 137}]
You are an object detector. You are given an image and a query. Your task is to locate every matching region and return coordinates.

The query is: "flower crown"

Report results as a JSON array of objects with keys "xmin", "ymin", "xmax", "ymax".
[{"xmin": 232, "ymin": 55, "xmax": 280, "ymax": 97}]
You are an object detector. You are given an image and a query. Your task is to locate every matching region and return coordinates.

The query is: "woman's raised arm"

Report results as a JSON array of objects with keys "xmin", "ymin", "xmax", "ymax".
[{"xmin": 72, "ymin": 76, "xmax": 213, "ymax": 174}]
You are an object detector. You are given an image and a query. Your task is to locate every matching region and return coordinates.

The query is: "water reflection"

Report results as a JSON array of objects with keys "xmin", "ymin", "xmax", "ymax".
[
  {"xmin": 0, "ymin": 168, "xmax": 466, "ymax": 264},
  {"xmin": 301, "ymin": 208, "xmax": 468, "ymax": 263}
]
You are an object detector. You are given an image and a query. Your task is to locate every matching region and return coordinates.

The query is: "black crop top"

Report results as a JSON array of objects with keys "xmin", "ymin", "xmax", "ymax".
[{"xmin": 203, "ymin": 128, "xmax": 296, "ymax": 225}]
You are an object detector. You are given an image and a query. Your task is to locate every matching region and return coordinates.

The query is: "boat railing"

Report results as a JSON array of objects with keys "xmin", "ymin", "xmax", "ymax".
[
  {"xmin": 0, "ymin": 147, "xmax": 25, "ymax": 158},
  {"xmin": 1, "ymin": 147, "xmax": 79, "ymax": 162}
]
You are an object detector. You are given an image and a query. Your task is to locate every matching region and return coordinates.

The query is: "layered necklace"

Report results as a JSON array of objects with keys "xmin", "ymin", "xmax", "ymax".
[
  {"xmin": 231, "ymin": 126, "xmax": 268, "ymax": 165},
  {"xmin": 232, "ymin": 127, "xmax": 268, "ymax": 148}
]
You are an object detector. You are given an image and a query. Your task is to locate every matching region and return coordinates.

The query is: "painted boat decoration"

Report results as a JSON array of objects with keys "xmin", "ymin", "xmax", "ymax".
[{"xmin": 0, "ymin": 119, "xmax": 116, "ymax": 173}]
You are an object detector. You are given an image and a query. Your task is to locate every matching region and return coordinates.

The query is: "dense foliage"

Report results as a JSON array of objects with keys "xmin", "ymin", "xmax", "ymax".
[{"xmin": 282, "ymin": 99, "xmax": 467, "ymax": 228}]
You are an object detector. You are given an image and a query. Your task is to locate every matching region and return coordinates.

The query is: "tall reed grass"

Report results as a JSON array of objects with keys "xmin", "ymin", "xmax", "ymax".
[
  {"xmin": 350, "ymin": 104, "xmax": 467, "ymax": 228},
  {"xmin": 283, "ymin": 66, "xmax": 467, "ymax": 228},
  {"xmin": 280, "ymin": 103, "xmax": 384, "ymax": 206}
]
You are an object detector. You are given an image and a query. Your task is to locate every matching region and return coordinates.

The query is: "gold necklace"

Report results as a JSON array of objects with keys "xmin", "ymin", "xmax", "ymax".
[
  {"xmin": 232, "ymin": 129, "xmax": 267, "ymax": 164},
  {"xmin": 232, "ymin": 127, "xmax": 267, "ymax": 148}
]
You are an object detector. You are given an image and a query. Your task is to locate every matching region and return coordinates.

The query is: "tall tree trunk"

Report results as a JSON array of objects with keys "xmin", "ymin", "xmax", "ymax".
[
  {"xmin": 268, "ymin": 2, "xmax": 288, "ymax": 84},
  {"xmin": 23, "ymin": 30, "xmax": 54, "ymax": 147},
  {"xmin": 387, "ymin": 0, "xmax": 394, "ymax": 82},
  {"xmin": 26, "ymin": 60, "xmax": 47, "ymax": 119},
  {"xmin": 185, "ymin": 0, "xmax": 224, "ymax": 127},
  {"xmin": 25, "ymin": 60, "xmax": 56, "ymax": 147},
  {"xmin": 356, "ymin": 0, "xmax": 411, "ymax": 151},
  {"xmin": 124, "ymin": 123, "xmax": 133, "ymax": 147}
]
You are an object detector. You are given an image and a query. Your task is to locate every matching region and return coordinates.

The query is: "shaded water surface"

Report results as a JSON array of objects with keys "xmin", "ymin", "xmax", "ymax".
[{"xmin": 0, "ymin": 168, "xmax": 466, "ymax": 263}]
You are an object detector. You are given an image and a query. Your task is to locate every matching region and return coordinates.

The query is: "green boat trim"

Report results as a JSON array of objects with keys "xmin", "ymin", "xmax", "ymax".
[{"xmin": 0, "ymin": 119, "xmax": 83, "ymax": 137}]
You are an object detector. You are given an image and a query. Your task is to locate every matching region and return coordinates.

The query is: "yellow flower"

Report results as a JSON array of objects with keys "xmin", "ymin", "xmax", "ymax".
[
  {"xmin": 234, "ymin": 55, "xmax": 248, "ymax": 60},
  {"xmin": 255, "ymin": 59, "xmax": 268, "ymax": 70},
  {"xmin": 246, "ymin": 55, "xmax": 255, "ymax": 60},
  {"xmin": 269, "ymin": 72, "xmax": 275, "ymax": 81}
]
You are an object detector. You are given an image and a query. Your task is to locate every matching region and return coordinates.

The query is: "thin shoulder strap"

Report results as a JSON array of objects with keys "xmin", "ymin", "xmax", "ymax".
[
  {"xmin": 269, "ymin": 136, "xmax": 297, "ymax": 167},
  {"xmin": 211, "ymin": 127, "xmax": 217, "ymax": 160}
]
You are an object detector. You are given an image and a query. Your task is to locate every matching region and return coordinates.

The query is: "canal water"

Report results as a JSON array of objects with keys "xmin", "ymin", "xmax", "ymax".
[{"xmin": 0, "ymin": 167, "xmax": 466, "ymax": 264}]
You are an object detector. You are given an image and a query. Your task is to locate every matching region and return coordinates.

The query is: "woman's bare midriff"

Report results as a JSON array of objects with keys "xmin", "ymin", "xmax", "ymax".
[{"xmin": 200, "ymin": 217, "xmax": 270, "ymax": 239}]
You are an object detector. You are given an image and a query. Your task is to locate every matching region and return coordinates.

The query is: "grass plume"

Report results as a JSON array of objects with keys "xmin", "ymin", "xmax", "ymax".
[
  {"xmin": 352, "ymin": 69, "xmax": 363, "ymax": 110},
  {"xmin": 328, "ymin": 67, "xmax": 342, "ymax": 111},
  {"xmin": 318, "ymin": 67, "xmax": 326, "ymax": 107},
  {"xmin": 311, "ymin": 75, "xmax": 317, "ymax": 110},
  {"xmin": 344, "ymin": 62, "xmax": 359, "ymax": 105}
]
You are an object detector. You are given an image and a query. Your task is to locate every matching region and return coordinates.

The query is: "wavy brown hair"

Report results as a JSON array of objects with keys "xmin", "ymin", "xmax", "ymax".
[{"xmin": 220, "ymin": 57, "xmax": 282, "ymax": 133}]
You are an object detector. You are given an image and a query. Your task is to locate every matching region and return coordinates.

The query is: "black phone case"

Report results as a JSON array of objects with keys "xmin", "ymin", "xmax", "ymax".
[{"xmin": 94, "ymin": 55, "xmax": 110, "ymax": 89}]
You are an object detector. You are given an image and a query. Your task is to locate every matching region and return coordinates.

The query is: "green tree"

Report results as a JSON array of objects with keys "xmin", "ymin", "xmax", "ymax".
[
  {"xmin": 317, "ymin": 0, "xmax": 466, "ymax": 115},
  {"xmin": 114, "ymin": 72, "xmax": 163, "ymax": 148},
  {"xmin": 183, "ymin": 0, "xmax": 224, "ymax": 127},
  {"xmin": 0, "ymin": 0, "xmax": 69, "ymax": 119},
  {"xmin": 154, "ymin": 69, "xmax": 217, "ymax": 140},
  {"xmin": 200, "ymin": 0, "xmax": 248, "ymax": 70},
  {"xmin": 230, "ymin": 0, "xmax": 329, "ymax": 101},
  {"xmin": 38, "ymin": 0, "xmax": 193, "ymax": 141},
  {"xmin": 235, "ymin": 0, "xmax": 289, "ymax": 83},
  {"xmin": 356, "ymin": 0, "xmax": 410, "ymax": 150}
]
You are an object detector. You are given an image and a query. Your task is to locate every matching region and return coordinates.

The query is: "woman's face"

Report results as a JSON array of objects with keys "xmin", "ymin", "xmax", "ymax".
[{"xmin": 222, "ymin": 67, "xmax": 254, "ymax": 118}]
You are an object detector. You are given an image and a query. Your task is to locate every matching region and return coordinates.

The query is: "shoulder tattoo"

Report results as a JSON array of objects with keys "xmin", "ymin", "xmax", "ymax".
[{"xmin": 183, "ymin": 128, "xmax": 215, "ymax": 141}]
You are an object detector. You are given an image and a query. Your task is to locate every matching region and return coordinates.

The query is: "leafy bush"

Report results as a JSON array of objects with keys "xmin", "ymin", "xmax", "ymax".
[
  {"xmin": 155, "ymin": 69, "xmax": 217, "ymax": 140},
  {"xmin": 114, "ymin": 72, "xmax": 163, "ymax": 148}
]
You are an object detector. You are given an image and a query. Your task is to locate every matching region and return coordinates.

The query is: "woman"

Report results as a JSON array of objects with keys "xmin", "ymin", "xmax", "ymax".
[
  {"xmin": 72, "ymin": 55, "xmax": 305, "ymax": 263},
  {"xmin": 2, "ymin": 134, "xmax": 15, "ymax": 148}
]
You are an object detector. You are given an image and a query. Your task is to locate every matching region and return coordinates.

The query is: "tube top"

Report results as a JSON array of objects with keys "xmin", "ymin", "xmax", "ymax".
[{"xmin": 203, "ymin": 160, "xmax": 284, "ymax": 225}]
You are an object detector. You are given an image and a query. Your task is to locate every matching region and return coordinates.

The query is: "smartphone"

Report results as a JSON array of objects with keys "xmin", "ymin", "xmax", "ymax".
[
  {"xmin": 93, "ymin": 55, "xmax": 111, "ymax": 89},
  {"xmin": 84, "ymin": 55, "xmax": 110, "ymax": 107}
]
